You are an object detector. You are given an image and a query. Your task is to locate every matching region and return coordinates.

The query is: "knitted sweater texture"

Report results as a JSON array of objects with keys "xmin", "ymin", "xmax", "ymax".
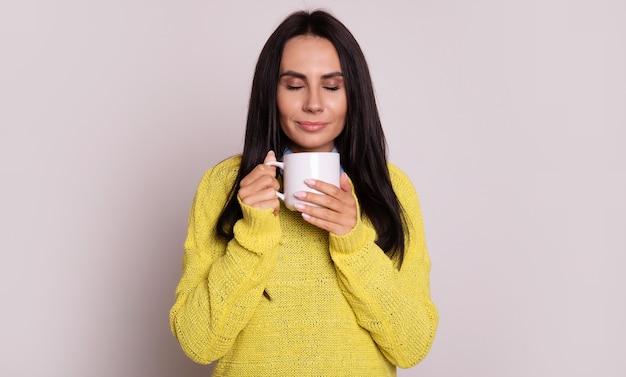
[{"xmin": 170, "ymin": 155, "xmax": 438, "ymax": 376}]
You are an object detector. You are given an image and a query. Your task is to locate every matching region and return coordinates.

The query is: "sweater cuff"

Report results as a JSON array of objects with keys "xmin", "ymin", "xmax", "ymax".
[
  {"xmin": 329, "ymin": 218, "xmax": 379, "ymax": 274},
  {"xmin": 234, "ymin": 197, "xmax": 281, "ymax": 255},
  {"xmin": 329, "ymin": 216, "xmax": 376, "ymax": 255}
]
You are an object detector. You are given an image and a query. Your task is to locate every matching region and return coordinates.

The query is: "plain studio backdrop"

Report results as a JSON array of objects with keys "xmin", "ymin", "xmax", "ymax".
[{"xmin": 1, "ymin": 0, "xmax": 624, "ymax": 376}]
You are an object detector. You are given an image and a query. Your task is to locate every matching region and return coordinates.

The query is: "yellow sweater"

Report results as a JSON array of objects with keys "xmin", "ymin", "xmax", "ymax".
[{"xmin": 170, "ymin": 155, "xmax": 438, "ymax": 376}]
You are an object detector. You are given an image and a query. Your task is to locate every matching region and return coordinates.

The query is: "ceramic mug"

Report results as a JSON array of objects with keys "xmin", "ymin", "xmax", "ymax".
[{"xmin": 266, "ymin": 152, "xmax": 340, "ymax": 211}]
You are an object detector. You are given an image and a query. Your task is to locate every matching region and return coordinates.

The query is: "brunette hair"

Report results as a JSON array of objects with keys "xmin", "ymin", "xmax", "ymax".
[{"xmin": 217, "ymin": 10, "xmax": 408, "ymax": 267}]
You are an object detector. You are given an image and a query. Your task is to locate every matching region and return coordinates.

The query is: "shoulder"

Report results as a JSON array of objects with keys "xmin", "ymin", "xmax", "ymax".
[
  {"xmin": 205, "ymin": 154, "xmax": 242, "ymax": 179},
  {"xmin": 386, "ymin": 163, "xmax": 427, "ymax": 238},
  {"xmin": 386, "ymin": 162, "xmax": 417, "ymax": 197},
  {"xmin": 197, "ymin": 154, "xmax": 242, "ymax": 192}
]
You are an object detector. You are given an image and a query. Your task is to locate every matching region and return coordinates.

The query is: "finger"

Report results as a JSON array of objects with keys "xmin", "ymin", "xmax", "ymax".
[
  {"xmin": 303, "ymin": 178, "xmax": 343, "ymax": 198},
  {"xmin": 263, "ymin": 150, "xmax": 277, "ymax": 164},
  {"xmin": 294, "ymin": 186, "xmax": 357, "ymax": 235},
  {"xmin": 296, "ymin": 199, "xmax": 352, "ymax": 223},
  {"xmin": 239, "ymin": 186, "xmax": 280, "ymax": 208},
  {"xmin": 339, "ymin": 172, "xmax": 352, "ymax": 193},
  {"xmin": 241, "ymin": 163, "xmax": 278, "ymax": 189},
  {"xmin": 243, "ymin": 196, "xmax": 281, "ymax": 215},
  {"xmin": 240, "ymin": 166, "xmax": 269, "ymax": 187},
  {"xmin": 253, "ymin": 198, "xmax": 281, "ymax": 212},
  {"xmin": 240, "ymin": 176, "xmax": 280, "ymax": 198},
  {"xmin": 303, "ymin": 179, "xmax": 353, "ymax": 207},
  {"xmin": 299, "ymin": 209, "xmax": 354, "ymax": 236},
  {"xmin": 239, "ymin": 177, "xmax": 280, "ymax": 200},
  {"xmin": 296, "ymin": 191, "xmax": 339, "ymax": 212}
]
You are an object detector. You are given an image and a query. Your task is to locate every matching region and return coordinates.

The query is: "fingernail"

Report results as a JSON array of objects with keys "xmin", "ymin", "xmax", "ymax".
[
  {"xmin": 294, "ymin": 191, "xmax": 306, "ymax": 199},
  {"xmin": 304, "ymin": 178, "xmax": 315, "ymax": 186},
  {"xmin": 294, "ymin": 203, "xmax": 305, "ymax": 211}
]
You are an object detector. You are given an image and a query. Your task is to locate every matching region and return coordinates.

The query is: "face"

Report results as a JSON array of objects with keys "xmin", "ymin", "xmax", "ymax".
[{"xmin": 277, "ymin": 36, "xmax": 347, "ymax": 153}]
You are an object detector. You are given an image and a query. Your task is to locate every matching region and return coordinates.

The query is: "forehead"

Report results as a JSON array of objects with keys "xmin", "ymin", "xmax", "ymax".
[{"xmin": 280, "ymin": 36, "xmax": 341, "ymax": 72}]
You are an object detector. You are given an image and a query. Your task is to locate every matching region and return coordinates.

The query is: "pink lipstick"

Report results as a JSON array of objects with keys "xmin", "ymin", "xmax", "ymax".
[{"xmin": 297, "ymin": 121, "xmax": 327, "ymax": 132}]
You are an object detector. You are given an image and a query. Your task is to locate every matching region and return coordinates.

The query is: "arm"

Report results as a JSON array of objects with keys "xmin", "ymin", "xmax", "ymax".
[
  {"xmin": 328, "ymin": 165, "xmax": 438, "ymax": 368},
  {"xmin": 169, "ymin": 158, "xmax": 281, "ymax": 364}
]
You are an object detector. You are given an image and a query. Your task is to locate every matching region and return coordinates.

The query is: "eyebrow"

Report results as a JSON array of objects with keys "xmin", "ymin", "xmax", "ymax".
[{"xmin": 279, "ymin": 70, "xmax": 343, "ymax": 80}]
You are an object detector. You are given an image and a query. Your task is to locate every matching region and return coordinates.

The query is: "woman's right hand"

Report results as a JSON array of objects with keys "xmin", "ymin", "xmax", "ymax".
[{"xmin": 238, "ymin": 151, "xmax": 281, "ymax": 216}]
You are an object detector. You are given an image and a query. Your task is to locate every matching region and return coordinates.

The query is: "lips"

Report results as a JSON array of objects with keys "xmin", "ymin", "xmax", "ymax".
[{"xmin": 297, "ymin": 121, "xmax": 328, "ymax": 132}]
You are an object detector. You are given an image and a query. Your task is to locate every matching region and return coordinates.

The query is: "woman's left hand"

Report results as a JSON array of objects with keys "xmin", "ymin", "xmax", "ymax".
[{"xmin": 293, "ymin": 173, "xmax": 357, "ymax": 236}]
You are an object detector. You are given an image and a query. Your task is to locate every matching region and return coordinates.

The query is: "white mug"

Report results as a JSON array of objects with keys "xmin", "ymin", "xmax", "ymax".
[{"xmin": 266, "ymin": 152, "xmax": 340, "ymax": 211}]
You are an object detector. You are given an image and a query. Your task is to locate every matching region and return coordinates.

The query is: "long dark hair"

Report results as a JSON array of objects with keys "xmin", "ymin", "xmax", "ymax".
[{"xmin": 217, "ymin": 10, "xmax": 408, "ymax": 267}]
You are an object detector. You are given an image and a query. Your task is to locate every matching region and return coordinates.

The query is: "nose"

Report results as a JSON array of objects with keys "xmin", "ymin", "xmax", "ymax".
[{"xmin": 303, "ymin": 87, "xmax": 323, "ymax": 113}]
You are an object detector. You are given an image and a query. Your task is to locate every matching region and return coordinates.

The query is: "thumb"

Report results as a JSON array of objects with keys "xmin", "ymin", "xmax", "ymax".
[
  {"xmin": 263, "ymin": 150, "xmax": 277, "ymax": 164},
  {"xmin": 340, "ymin": 172, "xmax": 352, "ymax": 193}
]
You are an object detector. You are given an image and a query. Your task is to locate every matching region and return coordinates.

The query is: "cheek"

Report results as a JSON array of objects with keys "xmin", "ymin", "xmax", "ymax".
[
  {"xmin": 276, "ymin": 100, "xmax": 291, "ymax": 133},
  {"xmin": 329, "ymin": 98, "xmax": 348, "ymax": 118},
  {"xmin": 327, "ymin": 92, "xmax": 347, "ymax": 111},
  {"xmin": 276, "ymin": 94, "xmax": 294, "ymax": 119}
]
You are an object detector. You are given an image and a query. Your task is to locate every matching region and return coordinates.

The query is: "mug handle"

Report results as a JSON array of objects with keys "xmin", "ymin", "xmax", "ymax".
[{"xmin": 264, "ymin": 161, "xmax": 285, "ymax": 201}]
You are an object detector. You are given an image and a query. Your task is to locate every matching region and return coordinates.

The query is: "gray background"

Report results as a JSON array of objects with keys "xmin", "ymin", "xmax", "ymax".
[{"xmin": 1, "ymin": 0, "xmax": 624, "ymax": 376}]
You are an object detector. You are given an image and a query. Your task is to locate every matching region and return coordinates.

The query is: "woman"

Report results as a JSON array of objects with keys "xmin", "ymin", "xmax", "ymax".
[{"xmin": 170, "ymin": 10, "xmax": 438, "ymax": 376}]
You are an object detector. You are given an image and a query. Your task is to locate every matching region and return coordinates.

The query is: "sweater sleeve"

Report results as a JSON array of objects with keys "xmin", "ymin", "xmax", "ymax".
[
  {"xmin": 329, "ymin": 164, "xmax": 438, "ymax": 368},
  {"xmin": 169, "ymin": 158, "xmax": 281, "ymax": 364}
]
